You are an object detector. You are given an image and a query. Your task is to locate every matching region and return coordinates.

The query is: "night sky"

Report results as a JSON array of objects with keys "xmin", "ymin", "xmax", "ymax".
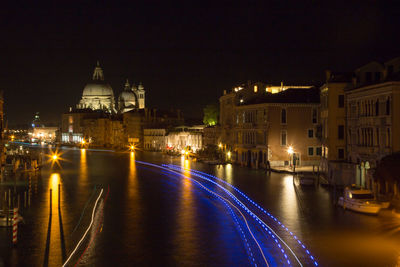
[{"xmin": 1, "ymin": 1, "xmax": 400, "ymax": 125}]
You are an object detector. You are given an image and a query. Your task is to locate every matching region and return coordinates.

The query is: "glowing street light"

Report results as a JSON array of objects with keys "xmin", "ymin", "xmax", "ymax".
[
  {"xmin": 218, "ymin": 143, "xmax": 223, "ymax": 149},
  {"xmin": 129, "ymin": 144, "xmax": 135, "ymax": 151},
  {"xmin": 287, "ymin": 146, "xmax": 294, "ymax": 155},
  {"xmin": 52, "ymin": 154, "xmax": 58, "ymax": 160}
]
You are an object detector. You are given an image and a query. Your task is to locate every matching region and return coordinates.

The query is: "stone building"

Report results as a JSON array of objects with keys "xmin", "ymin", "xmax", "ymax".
[
  {"xmin": 319, "ymin": 71, "xmax": 354, "ymax": 184},
  {"xmin": 166, "ymin": 126, "xmax": 204, "ymax": 153},
  {"xmin": 76, "ymin": 61, "xmax": 146, "ymax": 114},
  {"xmin": 143, "ymin": 129, "xmax": 167, "ymax": 151},
  {"xmin": 346, "ymin": 57, "xmax": 400, "ymax": 189},
  {"xmin": 219, "ymin": 81, "xmax": 320, "ymax": 168},
  {"xmin": 77, "ymin": 62, "xmax": 116, "ymax": 113},
  {"xmin": 123, "ymin": 108, "xmax": 184, "ymax": 148},
  {"xmin": 203, "ymin": 126, "xmax": 222, "ymax": 148}
]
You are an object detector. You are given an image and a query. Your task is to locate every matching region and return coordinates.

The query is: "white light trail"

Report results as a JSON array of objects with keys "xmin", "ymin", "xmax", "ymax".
[{"xmin": 62, "ymin": 188, "xmax": 104, "ymax": 267}]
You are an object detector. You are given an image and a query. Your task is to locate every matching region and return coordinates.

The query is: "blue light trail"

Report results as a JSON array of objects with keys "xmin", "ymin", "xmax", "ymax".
[{"xmin": 135, "ymin": 160, "xmax": 319, "ymax": 266}]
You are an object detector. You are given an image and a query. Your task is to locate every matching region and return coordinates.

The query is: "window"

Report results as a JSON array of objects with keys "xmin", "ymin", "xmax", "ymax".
[
  {"xmin": 386, "ymin": 98, "xmax": 390, "ymax": 115},
  {"xmin": 254, "ymin": 85, "xmax": 258, "ymax": 93},
  {"xmin": 312, "ymin": 108, "xmax": 317, "ymax": 124},
  {"xmin": 308, "ymin": 147, "xmax": 314, "ymax": 156},
  {"xmin": 375, "ymin": 100, "xmax": 379, "ymax": 116},
  {"xmin": 316, "ymin": 147, "xmax": 322, "ymax": 156},
  {"xmin": 338, "ymin": 148, "xmax": 344, "ymax": 159},
  {"xmin": 69, "ymin": 116, "xmax": 74, "ymax": 124},
  {"xmin": 338, "ymin": 95, "xmax": 344, "ymax": 108},
  {"xmin": 376, "ymin": 128, "xmax": 379, "ymax": 146},
  {"xmin": 375, "ymin": 72, "xmax": 381, "ymax": 81},
  {"xmin": 308, "ymin": 129, "xmax": 314, "ymax": 138},
  {"xmin": 281, "ymin": 108, "xmax": 287, "ymax": 124},
  {"xmin": 338, "ymin": 125, "xmax": 344, "ymax": 140},
  {"xmin": 281, "ymin": 130, "xmax": 287, "ymax": 146},
  {"xmin": 387, "ymin": 128, "xmax": 391, "ymax": 147}
]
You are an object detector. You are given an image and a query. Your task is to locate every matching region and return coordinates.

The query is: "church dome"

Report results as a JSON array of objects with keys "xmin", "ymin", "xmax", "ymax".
[
  {"xmin": 83, "ymin": 82, "xmax": 114, "ymax": 97},
  {"xmin": 118, "ymin": 79, "xmax": 138, "ymax": 112},
  {"xmin": 82, "ymin": 61, "xmax": 114, "ymax": 97}
]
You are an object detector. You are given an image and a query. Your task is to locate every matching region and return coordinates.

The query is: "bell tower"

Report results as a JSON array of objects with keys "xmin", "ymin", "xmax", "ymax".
[{"xmin": 134, "ymin": 82, "xmax": 145, "ymax": 109}]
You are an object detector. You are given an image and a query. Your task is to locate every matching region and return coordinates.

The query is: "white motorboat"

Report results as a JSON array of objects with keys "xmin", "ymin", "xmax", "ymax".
[{"xmin": 338, "ymin": 187, "xmax": 381, "ymax": 215}]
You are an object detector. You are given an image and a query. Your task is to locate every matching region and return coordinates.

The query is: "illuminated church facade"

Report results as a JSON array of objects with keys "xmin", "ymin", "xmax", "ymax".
[{"xmin": 77, "ymin": 61, "xmax": 145, "ymax": 113}]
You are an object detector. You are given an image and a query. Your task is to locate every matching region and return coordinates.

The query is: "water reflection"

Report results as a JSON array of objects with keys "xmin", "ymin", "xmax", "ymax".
[
  {"xmin": 128, "ymin": 152, "xmax": 138, "ymax": 199},
  {"xmin": 175, "ymin": 159, "xmax": 198, "ymax": 261},
  {"xmin": 42, "ymin": 173, "xmax": 63, "ymax": 266},
  {"xmin": 225, "ymin": 164, "xmax": 233, "ymax": 184},
  {"xmin": 278, "ymin": 175, "xmax": 300, "ymax": 230},
  {"xmin": 80, "ymin": 149, "xmax": 88, "ymax": 181},
  {"xmin": 214, "ymin": 164, "xmax": 233, "ymax": 184}
]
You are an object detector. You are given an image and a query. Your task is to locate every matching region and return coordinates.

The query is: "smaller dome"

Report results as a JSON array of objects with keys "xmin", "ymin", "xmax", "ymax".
[{"xmin": 119, "ymin": 90, "xmax": 137, "ymax": 103}]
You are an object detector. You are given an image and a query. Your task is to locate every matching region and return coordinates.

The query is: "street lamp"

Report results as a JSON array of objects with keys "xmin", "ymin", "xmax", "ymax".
[{"xmin": 287, "ymin": 146, "xmax": 296, "ymax": 172}]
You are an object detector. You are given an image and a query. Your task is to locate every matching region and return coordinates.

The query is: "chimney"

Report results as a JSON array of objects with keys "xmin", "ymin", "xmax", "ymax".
[
  {"xmin": 325, "ymin": 70, "xmax": 331, "ymax": 82},
  {"xmin": 352, "ymin": 76, "xmax": 357, "ymax": 87}
]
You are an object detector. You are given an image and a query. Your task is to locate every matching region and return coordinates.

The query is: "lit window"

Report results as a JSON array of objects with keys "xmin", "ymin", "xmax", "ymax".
[{"xmin": 254, "ymin": 85, "xmax": 258, "ymax": 93}]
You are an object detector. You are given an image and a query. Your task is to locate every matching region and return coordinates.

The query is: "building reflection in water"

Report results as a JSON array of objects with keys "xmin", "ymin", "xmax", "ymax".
[
  {"xmin": 175, "ymin": 159, "xmax": 198, "ymax": 261},
  {"xmin": 80, "ymin": 148, "xmax": 88, "ymax": 182},
  {"xmin": 279, "ymin": 175, "xmax": 300, "ymax": 231},
  {"xmin": 128, "ymin": 152, "xmax": 138, "ymax": 199},
  {"xmin": 225, "ymin": 164, "xmax": 233, "ymax": 184},
  {"xmin": 41, "ymin": 172, "xmax": 64, "ymax": 266}
]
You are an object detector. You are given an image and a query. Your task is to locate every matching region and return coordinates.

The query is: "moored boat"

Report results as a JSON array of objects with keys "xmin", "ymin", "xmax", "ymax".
[{"xmin": 338, "ymin": 187, "xmax": 381, "ymax": 215}]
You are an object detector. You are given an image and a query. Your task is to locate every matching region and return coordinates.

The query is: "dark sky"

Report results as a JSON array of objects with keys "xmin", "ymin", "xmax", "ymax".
[{"xmin": 1, "ymin": 1, "xmax": 400, "ymax": 125}]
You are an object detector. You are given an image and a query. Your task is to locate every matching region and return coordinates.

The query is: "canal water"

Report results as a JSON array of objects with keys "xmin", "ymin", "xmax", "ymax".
[{"xmin": 0, "ymin": 148, "xmax": 399, "ymax": 266}]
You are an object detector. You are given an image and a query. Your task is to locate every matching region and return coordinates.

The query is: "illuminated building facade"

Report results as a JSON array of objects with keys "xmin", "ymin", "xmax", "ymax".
[
  {"xmin": 346, "ymin": 57, "xmax": 400, "ymax": 189},
  {"xmin": 165, "ymin": 125, "xmax": 204, "ymax": 152},
  {"xmin": 143, "ymin": 129, "xmax": 166, "ymax": 151},
  {"xmin": 219, "ymin": 81, "xmax": 320, "ymax": 168},
  {"xmin": 31, "ymin": 127, "xmax": 58, "ymax": 143},
  {"xmin": 319, "ymin": 71, "xmax": 354, "ymax": 184},
  {"xmin": 76, "ymin": 62, "xmax": 146, "ymax": 114}
]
